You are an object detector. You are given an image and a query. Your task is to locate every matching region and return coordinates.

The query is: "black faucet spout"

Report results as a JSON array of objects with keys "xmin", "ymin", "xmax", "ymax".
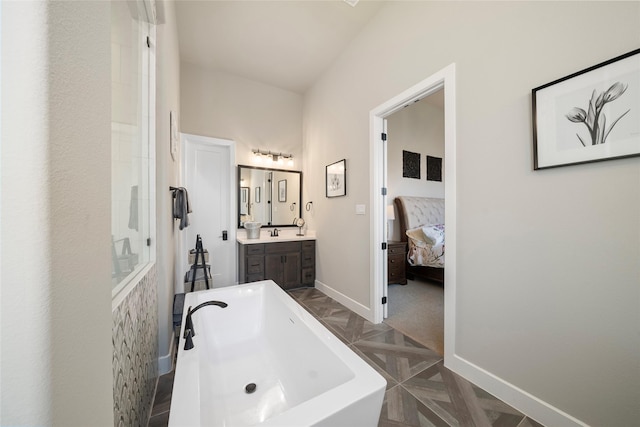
[{"xmin": 183, "ymin": 300, "xmax": 228, "ymax": 350}]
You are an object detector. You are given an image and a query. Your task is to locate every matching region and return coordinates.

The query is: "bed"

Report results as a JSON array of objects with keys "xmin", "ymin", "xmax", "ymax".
[{"xmin": 394, "ymin": 196, "xmax": 445, "ymax": 284}]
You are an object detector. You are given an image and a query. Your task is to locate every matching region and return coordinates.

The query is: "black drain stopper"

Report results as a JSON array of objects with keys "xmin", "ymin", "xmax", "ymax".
[{"xmin": 245, "ymin": 383, "xmax": 257, "ymax": 394}]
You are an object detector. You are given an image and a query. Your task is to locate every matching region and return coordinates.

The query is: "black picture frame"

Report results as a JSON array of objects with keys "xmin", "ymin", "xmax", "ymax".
[
  {"xmin": 326, "ymin": 159, "xmax": 346, "ymax": 198},
  {"xmin": 426, "ymin": 155, "xmax": 442, "ymax": 182},
  {"xmin": 532, "ymin": 48, "xmax": 640, "ymax": 170},
  {"xmin": 402, "ymin": 150, "xmax": 420, "ymax": 179}
]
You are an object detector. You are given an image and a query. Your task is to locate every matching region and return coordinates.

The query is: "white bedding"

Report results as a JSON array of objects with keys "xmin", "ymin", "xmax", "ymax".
[
  {"xmin": 406, "ymin": 224, "xmax": 445, "ymax": 268},
  {"xmin": 396, "ymin": 196, "xmax": 445, "ymax": 269}
]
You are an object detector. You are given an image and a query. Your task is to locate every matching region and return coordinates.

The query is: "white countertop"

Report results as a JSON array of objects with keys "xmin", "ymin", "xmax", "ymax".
[{"xmin": 236, "ymin": 229, "xmax": 316, "ymax": 245}]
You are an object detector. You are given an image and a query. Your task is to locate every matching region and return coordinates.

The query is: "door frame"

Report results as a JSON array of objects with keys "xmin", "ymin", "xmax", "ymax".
[
  {"xmin": 369, "ymin": 63, "xmax": 457, "ymax": 362},
  {"xmin": 177, "ymin": 133, "xmax": 236, "ymax": 291}
]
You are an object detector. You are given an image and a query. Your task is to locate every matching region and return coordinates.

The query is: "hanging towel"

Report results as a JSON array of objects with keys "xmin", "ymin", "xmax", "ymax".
[
  {"xmin": 173, "ymin": 187, "xmax": 192, "ymax": 230},
  {"xmin": 128, "ymin": 185, "xmax": 139, "ymax": 231}
]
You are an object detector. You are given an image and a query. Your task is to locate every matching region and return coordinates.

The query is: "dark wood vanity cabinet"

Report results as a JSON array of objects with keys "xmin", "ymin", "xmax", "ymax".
[{"xmin": 239, "ymin": 240, "xmax": 315, "ymax": 290}]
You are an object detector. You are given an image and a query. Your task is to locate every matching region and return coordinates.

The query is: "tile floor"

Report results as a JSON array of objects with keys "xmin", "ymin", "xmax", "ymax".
[{"xmin": 148, "ymin": 287, "xmax": 546, "ymax": 427}]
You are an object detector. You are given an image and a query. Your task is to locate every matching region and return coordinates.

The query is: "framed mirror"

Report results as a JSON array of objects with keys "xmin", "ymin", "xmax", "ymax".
[{"xmin": 238, "ymin": 165, "xmax": 302, "ymax": 227}]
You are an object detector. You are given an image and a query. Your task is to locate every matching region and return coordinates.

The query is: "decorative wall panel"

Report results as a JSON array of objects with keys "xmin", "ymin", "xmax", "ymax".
[{"xmin": 113, "ymin": 265, "xmax": 158, "ymax": 427}]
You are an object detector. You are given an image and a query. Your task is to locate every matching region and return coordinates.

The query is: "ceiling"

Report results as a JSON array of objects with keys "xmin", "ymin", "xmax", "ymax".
[{"xmin": 174, "ymin": 0, "xmax": 385, "ymax": 94}]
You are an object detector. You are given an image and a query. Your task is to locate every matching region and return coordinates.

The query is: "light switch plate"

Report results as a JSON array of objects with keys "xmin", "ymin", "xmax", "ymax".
[{"xmin": 355, "ymin": 204, "xmax": 366, "ymax": 215}]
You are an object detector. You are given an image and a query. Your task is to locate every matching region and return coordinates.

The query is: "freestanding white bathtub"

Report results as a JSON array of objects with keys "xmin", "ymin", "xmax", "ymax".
[{"xmin": 168, "ymin": 280, "xmax": 386, "ymax": 427}]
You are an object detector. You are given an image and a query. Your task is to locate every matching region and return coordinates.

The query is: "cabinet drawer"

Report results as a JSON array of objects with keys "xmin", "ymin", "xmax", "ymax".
[
  {"xmin": 265, "ymin": 241, "xmax": 301, "ymax": 254},
  {"xmin": 388, "ymin": 267, "xmax": 404, "ymax": 282},
  {"xmin": 302, "ymin": 241, "xmax": 315, "ymax": 251},
  {"xmin": 388, "ymin": 254, "xmax": 405, "ymax": 266},
  {"xmin": 246, "ymin": 244, "xmax": 264, "ymax": 255},
  {"xmin": 302, "ymin": 267, "xmax": 315, "ymax": 286},
  {"xmin": 246, "ymin": 256, "xmax": 264, "ymax": 274},
  {"xmin": 301, "ymin": 251, "xmax": 314, "ymax": 267},
  {"xmin": 388, "ymin": 243, "xmax": 406, "ymax": 255},
  {"xmin": 246, "ymin": 273, "xmax": 264, "ymax": 283}
]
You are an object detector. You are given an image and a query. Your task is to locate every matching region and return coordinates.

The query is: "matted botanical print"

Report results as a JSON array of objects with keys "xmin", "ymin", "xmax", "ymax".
[
  {"xmin": 532, "ymin": 48, "xmax": 640, "ymax": 169},
  {"xmin": 326, "ymin": 159, "xmax": 346, "ymax": 198}
]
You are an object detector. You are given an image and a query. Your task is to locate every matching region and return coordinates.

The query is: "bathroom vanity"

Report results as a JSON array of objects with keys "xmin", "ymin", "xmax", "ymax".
[{"xmin": 238, "ymin": 236, "xmax": 315, "ymax": 290}]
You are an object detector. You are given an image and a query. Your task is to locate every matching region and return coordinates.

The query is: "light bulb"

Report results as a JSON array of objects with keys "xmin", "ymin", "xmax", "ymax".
[{"xmin": 287, "ymin": 157, "xmax": 293, "ymax": 167}]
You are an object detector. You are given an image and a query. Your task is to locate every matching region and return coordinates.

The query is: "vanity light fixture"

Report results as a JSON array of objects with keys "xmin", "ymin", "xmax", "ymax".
[{"xmin": 252, "ymin": 149, "xmax": 294, "ymax": 167}]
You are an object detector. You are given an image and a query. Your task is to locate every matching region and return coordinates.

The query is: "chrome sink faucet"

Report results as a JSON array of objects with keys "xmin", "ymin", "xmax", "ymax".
[
  {"xmin": 183, "ymin": 300, "xmax": 228, "ymax": 350},
  {"xmin": 270, "ymin": 228, "xmax": 279, "ymax": 237}
]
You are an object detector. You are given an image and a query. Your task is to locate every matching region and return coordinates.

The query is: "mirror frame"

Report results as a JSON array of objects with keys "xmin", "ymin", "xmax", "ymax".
[{"xmin": 237, "ymin": 165, "xmax": 302, "ymax": 228}]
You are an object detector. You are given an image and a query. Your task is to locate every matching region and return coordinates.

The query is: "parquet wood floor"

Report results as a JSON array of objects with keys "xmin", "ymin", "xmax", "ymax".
[{"xmin": 289, "ymin": 287, "xmax": 545, "ymax": 427}]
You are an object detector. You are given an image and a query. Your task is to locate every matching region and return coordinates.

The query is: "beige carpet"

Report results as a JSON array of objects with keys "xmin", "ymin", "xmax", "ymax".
[{"xmin": 384, "ymin": 279, "xmax": 444, "ymax": 355}]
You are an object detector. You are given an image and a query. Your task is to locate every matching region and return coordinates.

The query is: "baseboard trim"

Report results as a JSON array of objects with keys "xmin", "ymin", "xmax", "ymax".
[
  {"xmin": 314, "ymin": 280, "xmax": 374, "ymax": 322},
  {"xmin": 158, "ymin": 331, "xmax": 176, "ymax": 376},
  {"xmin": 447, "ymin": 353, "xmax": 588, "ymax": 427}
]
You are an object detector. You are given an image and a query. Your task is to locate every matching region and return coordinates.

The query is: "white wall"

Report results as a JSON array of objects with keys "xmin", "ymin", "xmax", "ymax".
[
  {"xmin": 155, "ymin": 0, "xmax": 181, "ymax": 374},
  {"xmin": 180, "ymin": 63, "xmax": 303, "ymax": 169},
  {"xmin": 1, "ymin": 1, "xmax": 113, "ymax": 425},
  {"xmin": 303, "ymin": 2, "xmax": 640, "ymax": 426},
  {"xmin": 387, "ymin": 97, "xmax": 444, "ymax": 241}
]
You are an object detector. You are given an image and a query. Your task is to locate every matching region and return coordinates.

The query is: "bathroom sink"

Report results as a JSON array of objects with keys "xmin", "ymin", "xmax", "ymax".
[{"xmin": 236, "ymin": 231, "xmax": 315, "ymax": 244}]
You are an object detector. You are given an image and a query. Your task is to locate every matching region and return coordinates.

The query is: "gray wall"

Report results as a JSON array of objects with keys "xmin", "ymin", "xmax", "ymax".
[
  {"xmin": 155, "ymin": 0, "xmax": 182, "ymax": 375},
  {"xmin": 180, "ymin": 63, "xmax": 303, "ymax": 168},
  {"xmin": 1, "ymin": 1, "xmax": 113, "ymax": 424},
  {"xmin": 303, "ymin": 2, "xmax": 640, "ymax": 425}
]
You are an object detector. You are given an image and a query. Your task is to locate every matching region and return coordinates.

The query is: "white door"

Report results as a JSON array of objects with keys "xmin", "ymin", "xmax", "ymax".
[{"xmin": 181, "ymin": 133, "xmax": 236, "ymax": 289}]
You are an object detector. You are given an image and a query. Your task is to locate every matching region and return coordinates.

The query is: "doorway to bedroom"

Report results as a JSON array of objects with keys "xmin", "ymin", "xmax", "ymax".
[
  {"xmin": 384, "ymin": 89, "xmax": 445, "ymax": 355},
  {"xmin": 370, "ymin": 64, "xmax": 457, "ymax": 362}
]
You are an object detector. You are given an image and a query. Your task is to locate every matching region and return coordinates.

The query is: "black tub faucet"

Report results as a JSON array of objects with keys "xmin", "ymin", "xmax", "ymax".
[
  {"xmin": 183, "ymin": 300, "xmax": 228, "ymax": 350},
  {"xmin": 270, "ymin": 228, "xmax": 279, "ymax": 237}
]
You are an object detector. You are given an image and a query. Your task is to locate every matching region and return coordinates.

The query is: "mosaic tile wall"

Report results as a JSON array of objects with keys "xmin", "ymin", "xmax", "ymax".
[{"xmin": 113, "ymin": 265, "xmax": 158, "ymax": 427}]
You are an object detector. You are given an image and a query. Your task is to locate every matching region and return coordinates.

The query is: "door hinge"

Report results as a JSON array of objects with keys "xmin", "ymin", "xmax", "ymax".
[
  {"xmin": 381, "ymin": 187, "xmax": 387, "ymax": 196},
  {"xmin": 381, "ymin": 242, "xmax": 387, "ymax": 250},
  {"xmin": 382, "ymin": 296, "xmax": 387, "ymax": 304},
  {"xmin": 146, "ymin": 238, "xmax": 151, "ymax": 246},
  {"xmin": 381, "ymin": 132, "xmax": 387, "ymax": 141},
  {"xmin": 146, "ymin": 36, "xmax": 150, "ymax": 48}
]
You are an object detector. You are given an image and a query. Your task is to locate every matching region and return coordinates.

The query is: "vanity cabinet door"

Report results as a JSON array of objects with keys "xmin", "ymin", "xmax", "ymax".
[
  {"xmin": 265, "ymin": 254, "xmax": 284, "ymax": 285},
  {"xmin": 281, "ymin": 252, "xmax": 301, "ymax": 289},
  {"xmin": 265, "ymin": 252, "xmax": 301, "ymax": 290}
]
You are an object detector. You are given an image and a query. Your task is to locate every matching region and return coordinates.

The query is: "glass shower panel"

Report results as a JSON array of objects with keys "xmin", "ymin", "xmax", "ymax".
[{"xmin": 111, "ymin": 2, "xmax": 151, "ymax": 289}]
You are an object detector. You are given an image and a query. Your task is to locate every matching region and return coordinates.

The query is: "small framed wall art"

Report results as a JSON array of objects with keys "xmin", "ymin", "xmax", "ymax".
[
  {"xmin": 278, "ymin": 180, "xmax": 287, "ymax": 202},
  {"xmin": 532, "ymin": 48, "xmax": 640, "ymax": 170},
  {"xmin": 326, "ymin": 159, "xmax": 346, "ymax": 198},
  {"xmin": 402, "ymin": 150, "xmax": 420, "ymax": 179}
]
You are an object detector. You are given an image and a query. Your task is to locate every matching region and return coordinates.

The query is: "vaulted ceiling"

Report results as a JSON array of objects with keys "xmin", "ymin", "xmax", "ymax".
[{"xmin": 174, "ymin": 0, "xmax": 385, "ymax": 94}]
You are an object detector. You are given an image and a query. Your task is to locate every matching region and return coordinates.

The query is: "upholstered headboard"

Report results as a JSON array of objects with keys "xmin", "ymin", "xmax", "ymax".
[{"xmin": 394, "ymin": 196, "xmax": 445, "ymax": 242}]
